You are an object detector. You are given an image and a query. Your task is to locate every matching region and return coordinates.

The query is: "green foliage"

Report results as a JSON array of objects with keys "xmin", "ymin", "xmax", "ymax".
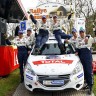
[{"xmin": 93, "ymin": 74, "xmax": 96, "ymax": 95}]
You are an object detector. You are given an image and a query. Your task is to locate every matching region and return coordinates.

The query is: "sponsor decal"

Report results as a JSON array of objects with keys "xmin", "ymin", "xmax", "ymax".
[
  {"xmin": 46, "ymin": 55, "xmax": 61, "ymax": 59},
  {"xmin": 33, "ymin": 60, "xmax": 73, "ymax": 65},
  {"xmin": 51, "ymin": 80, "xmax": 64, "ymax": 85},
  {"xmin": 30, "ymin": 8, "xmax": 47, "ymax": 14},
  {"xmin": 43, "ymin": 80, "xmax": 64, "ymax": 85},
  {"xmin": 26, "ymin": 75, "xmax": 33, "ymax": 80},
  {"xmin": 77, "ymin": 73, "xmax": 83, "ymax": 78}
]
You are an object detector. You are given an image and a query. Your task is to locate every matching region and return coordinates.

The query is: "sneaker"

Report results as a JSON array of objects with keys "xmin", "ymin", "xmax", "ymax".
[
  {"xmin": 87, "ymin": 88, "xmax": 92, "ymax": 95},
  {"xmin": 35, "ymin": 48, "xmax": 40, "ymax": 54},
  {"xmin": 83, "ymin": 83, "xmax": 89, "ymax": 90}
]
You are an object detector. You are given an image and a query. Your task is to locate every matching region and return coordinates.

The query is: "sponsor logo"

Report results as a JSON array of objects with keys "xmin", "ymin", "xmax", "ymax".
[
  {"xmin": 77, "ymin": 73, "xmax": 83, "ymax": 78},
  {"xmin": 33, "ymin": 60, "xmax": 73, "ymax": 65},
  {"xmin": 30, "ymin": 8, "xmax": 47, "ymax": 14},
  {"xmin": 26, "ymin": 75, "xmax": 33, "ymax": 80},
  {"xmin": 51, "ymin": 80, "xmax": 64, "ymax": 85},
  {"xmin": 46, "ymin": 55, "xmax": 61, "ymax": 59}
]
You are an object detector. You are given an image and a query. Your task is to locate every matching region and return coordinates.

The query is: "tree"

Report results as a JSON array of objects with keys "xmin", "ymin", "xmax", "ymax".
[{"xmin": 63, "ymin": 0, "xmax": 96, "ymax": 35}]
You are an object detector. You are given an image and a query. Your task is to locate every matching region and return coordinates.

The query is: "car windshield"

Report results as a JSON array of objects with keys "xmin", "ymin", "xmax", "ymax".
[{"xmin": 32, "ymin": 43, "xmax": 75, "ymax": 55}]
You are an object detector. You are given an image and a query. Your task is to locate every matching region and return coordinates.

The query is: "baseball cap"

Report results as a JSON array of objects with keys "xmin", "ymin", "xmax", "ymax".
[
  {"xmin": 42, "ymin": 15, "xmax": 46, "ymax": 19},
  {"xmin": 27, "ymin": 28, "xmax": 32, "ymax": 31},
  {"xmin": 53, "ymin": 15, "xmax": 57, "ymax": 18},
  {"xmin": 72, "ymin": 28, "xmax": 77, "ymax": 33},
  {"xmin": 79, "ymin": 27, "xmax": 85, "ymax": 32},
  {"xmin": 18, "ymin": 30, "xmax": 24, "ymax": 34}
]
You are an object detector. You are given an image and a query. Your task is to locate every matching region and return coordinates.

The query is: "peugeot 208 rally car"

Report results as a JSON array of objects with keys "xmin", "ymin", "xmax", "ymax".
[{"xmin": 24, "ymin": 38, "xmax": 84, "ymax": 91}]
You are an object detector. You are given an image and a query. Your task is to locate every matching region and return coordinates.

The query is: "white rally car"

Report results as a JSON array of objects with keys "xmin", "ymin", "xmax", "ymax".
[{"xmin": 24, "ymin": 37, "xmax": 84, "ymax": 92}]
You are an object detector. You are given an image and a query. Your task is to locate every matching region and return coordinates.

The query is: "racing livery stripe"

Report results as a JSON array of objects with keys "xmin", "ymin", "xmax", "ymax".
[{"xmin": 33, "ymin": 60, "xmax": 73, "ymax": 65}]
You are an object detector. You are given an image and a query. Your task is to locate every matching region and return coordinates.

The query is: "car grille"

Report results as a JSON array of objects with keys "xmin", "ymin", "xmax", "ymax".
[{"xmin": 37, "ymin": 74, "xmax": 70, "ymax": 87}]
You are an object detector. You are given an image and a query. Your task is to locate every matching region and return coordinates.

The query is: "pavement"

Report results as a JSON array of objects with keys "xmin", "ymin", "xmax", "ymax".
[{"xmin": 13, "ymin": 83, "xmax": 95, "ymax": 96}]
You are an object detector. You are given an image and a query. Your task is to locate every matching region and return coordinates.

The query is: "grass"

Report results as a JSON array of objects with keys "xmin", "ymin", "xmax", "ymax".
[
  {"xmin": 93, "ymin": 74, "xmax": 96, "ymax": 95},
  {"xmin": 0, "ymin": 69, "xmax": 20, "ymax": 96},
  {"xmin": 0, "ymin": 69, "xmax": 96, "ymax": 96}
]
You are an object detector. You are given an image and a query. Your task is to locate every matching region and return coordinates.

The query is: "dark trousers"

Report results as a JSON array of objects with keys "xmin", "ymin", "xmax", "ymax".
[
  {"xmin": 78, "ymin": 48, "xmax": 93, "ymax": 89},
  {"xmin": 53, "ymin": 30, "xmax": 72, "ymax": 45},
  {"xmin": 35, "ymin": 29, "xmax": 49, "ymax": 48},
  {"xmin": 18, "ymin": 47, "xmax": 28, "ymax": 80}
]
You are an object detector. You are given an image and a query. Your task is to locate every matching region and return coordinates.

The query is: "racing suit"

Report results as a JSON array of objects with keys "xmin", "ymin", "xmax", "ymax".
[
  {"xmin": 51, "ymin": 20, "xmax": 72, "ymax": 46},
  {"xmin": 76, "ymin": 36, "xmax": 94, "ymax": 91},
  {"xmin": 24, "ymin": 34, "xmax": 35, "ymax": 55},
  {"xmin": 30, "ymin": 15, "xmax": 50, "ymax": 48},
  {"xmin": 68, "ymin": 36, "xmax": 78, "ymax": 48},
  {"xmin": 6, "ymin": 36, "xmax": 30, "ymax": 82}
]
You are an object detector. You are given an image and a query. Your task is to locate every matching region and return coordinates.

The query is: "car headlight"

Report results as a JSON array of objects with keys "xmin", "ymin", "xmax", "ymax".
[
  {"xmin": 72, "ymin": 61, "xmax": 83, "ymax": 75},
  {"xmin": 25, "ymin": 62, "xmax": 35, "ymax": 76}
]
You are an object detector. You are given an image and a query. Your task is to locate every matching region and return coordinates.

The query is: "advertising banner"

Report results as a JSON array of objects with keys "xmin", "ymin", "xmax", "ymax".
[
  {"xmin": 0, "ymin": 46, "xmax": 19, "ymax": 76},
  {"xmin": 75, "ymin": 18, "xmax": 85, "ymax": 33},
  {"xmin": 29, "ymin": 2, "xmax": 74, "ymax": 19},
  {"xmin": 20, "ymin": 21, "xmax": 26, "ymax": 31}
]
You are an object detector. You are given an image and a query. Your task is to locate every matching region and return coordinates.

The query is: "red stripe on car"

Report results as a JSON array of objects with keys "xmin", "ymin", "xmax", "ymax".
[{"xmin": 33, "ymin": 60, "xmax": 73, "ymax": 65}]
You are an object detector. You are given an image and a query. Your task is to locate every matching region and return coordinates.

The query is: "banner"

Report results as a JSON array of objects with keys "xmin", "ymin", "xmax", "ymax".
[
  {"xmin": 20, "ymin": 21, "xmax": 26, "ymax": 31},
  {"xmin": 29, "ymin": 2, "xmax": 75, "ymax": 19},
  {"xmin": 75, "ymin": 18, "xmax": 85, "ymax": 33},
  {"xmin": 0, "ymin": 46, "xmax": 19, "ymax": 76}
]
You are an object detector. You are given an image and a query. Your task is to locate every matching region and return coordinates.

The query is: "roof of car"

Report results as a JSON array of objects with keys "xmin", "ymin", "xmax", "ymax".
[{"xmin": 46, "ymin": 36, "xmax": 65, "ymax": 44}]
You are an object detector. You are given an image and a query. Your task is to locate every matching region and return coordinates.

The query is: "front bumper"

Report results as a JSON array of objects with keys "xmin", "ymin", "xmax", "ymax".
[{"xmin": 24, "ymin": 70, "xmax": 84, "ymax": 92}]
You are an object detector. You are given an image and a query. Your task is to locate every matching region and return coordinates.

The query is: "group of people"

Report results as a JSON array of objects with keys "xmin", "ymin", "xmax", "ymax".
[
  {"xmin": 66, "ymin": 27, "xmax": 95, "ymax": 95},
  {"xmin": 6, "ymin": 28, "xmax": 35, "ymax": 83},
  {"xmin": 5, "ymin": 14, "xmax": 95, "ymax": 95},
  {"xmin": 30, "ymin": 14, "xmax": 72, "ymax": 52}
]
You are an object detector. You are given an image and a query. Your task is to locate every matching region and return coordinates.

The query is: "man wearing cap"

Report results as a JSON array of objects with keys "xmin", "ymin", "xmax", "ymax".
[
  {"xmin": 6, "ymin": 30, "xmax": 30, "ymax": 83},
  {"xmin": 76, "ymin": 27, "xmax": 94, "ymax": 95},
  {"xmin": 24, "ymin": 28, "xmax": 35, "ymax": 55},
  {"xmin": 65, "ymin": 28, "xmax": 78, "ymax": 48},
  {"xmin": 30, "ymin": 14, "xmax": 50, "ymax": 52},
  {"xmin": 51, "ymin": 15, "xmax": 72, "ymax": 50}
]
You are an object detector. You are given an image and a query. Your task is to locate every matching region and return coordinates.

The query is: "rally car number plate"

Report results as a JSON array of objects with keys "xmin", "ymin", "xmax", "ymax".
[{"xmin": 43, "ymin": 80, "xmax": 64, "ymax": 85}]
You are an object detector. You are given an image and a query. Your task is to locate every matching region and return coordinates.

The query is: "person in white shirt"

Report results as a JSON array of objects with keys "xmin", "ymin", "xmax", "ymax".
[
  {"xmin": 51, "ymin": 15, "xmax": 72, "ymax": 50},
  {"xmin": 6, "ymin": 30, "xmax": 30, "ymax": 83},
  {"xmin": 65, "ymin": 27, "xmax": 78, "ymax": 48},
  {"xmin": 30, "ymin": 15, "xmax": 50, "ymax": 52},
  {"xmin": 76, "ymin": 27, "xmax": 94, "ymax": 95},
  {"xmin": 24, "ymin": 28, "xmax": 35, "ymax": 55}
]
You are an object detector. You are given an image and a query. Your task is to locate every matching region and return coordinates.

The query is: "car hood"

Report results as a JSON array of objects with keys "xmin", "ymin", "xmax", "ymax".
[{"xmin": 27, "ymin": 54, "xmax": 80, "ymax": 75}]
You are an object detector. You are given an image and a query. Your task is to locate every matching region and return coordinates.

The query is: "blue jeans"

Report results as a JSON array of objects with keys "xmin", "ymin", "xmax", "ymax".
[
  {"xmin": 35, "ymin": 29, "xmax": 49, "ymax": 48},
  {"xmin": 53, "ymin": 30, "xmax": 72, "ymax": 45},
  {"xmin": 35, "ymin": 34, "xmax": 49, "ymax": 48}
]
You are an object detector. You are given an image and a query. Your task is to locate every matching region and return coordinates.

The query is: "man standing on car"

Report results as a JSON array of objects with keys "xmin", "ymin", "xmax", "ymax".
[
  {"xmin": 51, "ymin": 15, "xmax": 72, "ymax": 50},
  {"xmin": 30, "ymin": 14, "xmax": 50, "ymax": 52},
  {"xmin": 76, "ymin": 27, "xmax": 94, "ymax": 95}
]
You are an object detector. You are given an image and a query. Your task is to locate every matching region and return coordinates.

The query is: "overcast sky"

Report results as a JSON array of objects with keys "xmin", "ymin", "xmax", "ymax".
[{"xmin": 21, "ymin": 0, "xmax": 38, "ymax": 11}]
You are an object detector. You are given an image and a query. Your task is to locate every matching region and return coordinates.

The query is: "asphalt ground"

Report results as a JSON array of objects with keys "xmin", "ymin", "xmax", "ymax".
[{"xmin": 13, "ymin": 83, "xmax": 94, "ymax": 96}]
